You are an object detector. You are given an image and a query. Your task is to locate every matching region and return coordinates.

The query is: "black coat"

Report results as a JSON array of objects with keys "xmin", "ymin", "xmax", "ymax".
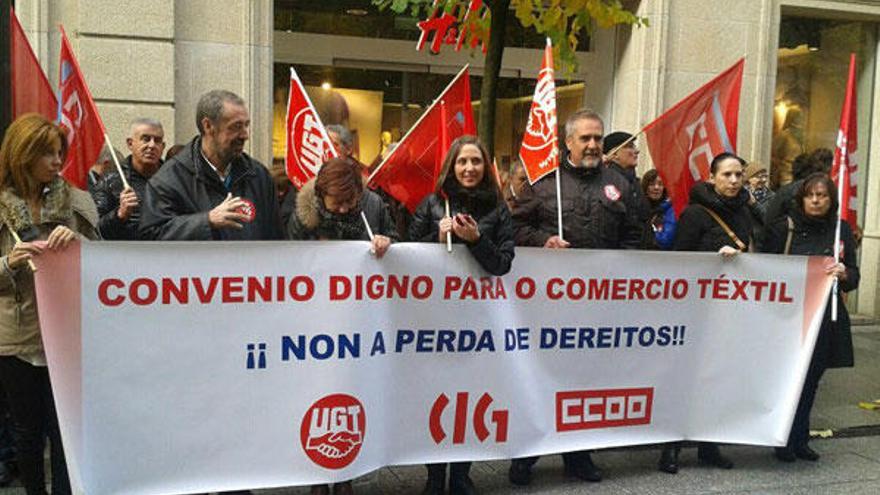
[
  {"xmin": 286, "ymin": 178, "xmax": 398, "ymax": 241},
  {"xmin": 92, "ymin": 156, "xmax": 153, "ymax": 240},
  {"xmin": 511, "ymin": 159, "xmax": 642, "ymax": 249},
  {"xmin": 762, "ymin": 208, "xmax": 859, "ymax": 368},
  {"xmin": 674, "ymin": 182, "xmax": 753, "ymax": 252},
  {"xmin": 140, "ymin": 137, "xmax": 284, "ymax": 241},
  {"xmin": 409, "ymin": 193, "xmax": 514, "ymax": 276}
]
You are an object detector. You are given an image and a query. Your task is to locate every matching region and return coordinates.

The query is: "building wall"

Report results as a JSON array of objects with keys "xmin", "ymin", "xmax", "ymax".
[{"xmin": 15, "ymin": 0, "xmax": 273, "ymax": 165}]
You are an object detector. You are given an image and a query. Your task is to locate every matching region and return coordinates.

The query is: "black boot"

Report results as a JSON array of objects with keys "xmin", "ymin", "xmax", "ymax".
[
  {"xmin": 774, "ymin": 447, "xmax": 796, "ymax": 462},
  {"xmin": 794, "ymin": 444, "xmax": 820, "ymax": 461},
  {"xmin": 508, "ymin": 458, "xmax": 533, "ymax": 486},
  {"xmin": 449, "ymin": 462, "xmax": 478, "ymax": 495},
  {"xmin": 658, "ymin": 445, "xmax": 680, "ymax": 474},
  {"xmin": 422, "ymin": 463, "xmax": 446, "ymax": 495},
  {"xmin": 697, "ymin": 443, "xmax": 734, "ymax": 469},
  {"xmin": 563, "ymin": 451, "xmax": 602, "ymax": 482}
]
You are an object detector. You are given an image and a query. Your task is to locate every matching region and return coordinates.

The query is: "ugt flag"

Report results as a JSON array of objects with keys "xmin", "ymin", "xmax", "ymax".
[
  {"xmin": 368, "ymin": 66, "xmax": 475, "ymax": 212},
  {"xmin": 285, "ymin": 67, "xmax": 337, "ymax": 190},
  {"xmin": 831, "ymin": 54, "xmax": 858, "ymax": 231},
  {"xmin": 519, "ymin": 39, "xmax": 559, "ymax": 184},
  {"xmin": 59, "ymin": 26, "xmax": 106, "ymax": 190},
  {"xmin": 10, "ymin": 8, "xmax": 58, "ymax": 120},
  {"xmin": 644, "ymin": 59, "xmax": 745, "ymax": 215}
]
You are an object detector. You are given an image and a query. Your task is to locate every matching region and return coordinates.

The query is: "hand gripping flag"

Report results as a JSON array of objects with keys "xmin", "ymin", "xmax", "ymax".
[
  {"xmin": 831, "ymin": 54, "xmax": 858, "ymax": 231},
  {"xmin": 368, "ymin": 66, "xmax": 476, "ymax": 213},
  {"xmin": 644, "ymin": 59, "xmax": 745, "ymax": 215},
  {"xmin": 519, "ymin": 39, "xmax": 559, "ymax": 185},
  {"xmin": 10, "ymin": 9, "xmax": 58, "ymax": 120},
  {"xmin": 58, "ymin": 26, "xmax": 107, "ymax": 190},
  {"xmin": 285, "ymin": 67, "xmax": 338, "ymax": 190}
]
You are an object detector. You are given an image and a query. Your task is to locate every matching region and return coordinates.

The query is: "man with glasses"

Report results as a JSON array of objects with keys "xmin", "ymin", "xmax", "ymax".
[
  {"xmin": 140, "ymin": 90, "xmax": 283, "ymax": 242},
  {"xmin": 93, "ymin": 118, "xmax": 166, "ymax": 239}
]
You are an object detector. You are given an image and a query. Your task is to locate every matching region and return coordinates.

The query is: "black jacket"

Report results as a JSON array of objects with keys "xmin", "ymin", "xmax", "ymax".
[
  {"xmin": 286, "ymin": 177, "xmax": 398, "ymax": 241},
  {"xmin": 92, "ymin": 156, "xmax": 153, "ymax": 240},
  {"xmin": 511, "ymin": 159, "xmax": 642, "ymax": 249},
  {"xmin": 764, "ymin": 180, "xmax": 800, "ymax": 226},
  {"xmin": 674, "ymin": 182, "xmax": 753, "ymax": 252},
  {"xmin": 762, "ymin": 208, "xmax": 859, "ymax": 368},
  {"xmin": 409, "ymin": 193, "xmax": 514, "ymax": 276},
  {"xmin": 140, "ymin": 137, "xmax": 283, "ymax": 241}
]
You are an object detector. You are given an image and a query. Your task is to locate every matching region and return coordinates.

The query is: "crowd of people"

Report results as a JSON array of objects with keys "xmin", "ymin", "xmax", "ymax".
[{"xmin": 0, "ymin": 89, "xmax": 860, "ymax": 495}]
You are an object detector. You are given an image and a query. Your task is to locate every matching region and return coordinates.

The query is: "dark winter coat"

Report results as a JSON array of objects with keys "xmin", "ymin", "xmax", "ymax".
[
  {"xmin": 511, "ymin": 158, "xmax": 642, "ymax": 249},
  {"xmin": 140, "ymin": 137, "xmax": 284, "ymax": 241},
  {"xmin": 762, "ymin": 207, "xmax": 859, "ymax": 368},
  {"xmin": 674, "ymin": 182, "xmax": 753, "ymax": 252},
  {"xmin": 286, "ymin": 177, "xmax": 398, "ymax": 241},
  {"xmin": 92, "ymin": 156, "xmax": 153, "ymax": 240},
  {"xmin": 409, "ymin": 193, "xmax": 514, "ymax": 276}
]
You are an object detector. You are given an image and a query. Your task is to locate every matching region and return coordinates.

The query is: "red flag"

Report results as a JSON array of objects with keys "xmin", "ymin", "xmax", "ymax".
[
  {"xmin": 285, "ymin": 67, "xmax": 338, "ymax": 190},
  {"xmin": 10, "ymin": 9, "xmax": 58, "ymax": 120},
  {"xmin": 831, "ymin": 54, "xmax": 858, "ymax": 231},
  {"xmin": 644, "ymin": 59, "xmax": 745, "ymax": 215},
  {"xmin": 368, "ymin": 66, "xmax": 476, "ymax": 212},
  {"xmin": 519, "ymin": 39, "xmax": 559, "ymax": 184},
  {"xmin": 435, "ymin": 99, "xmax": 451, "ymax": 183},
  {"xmin": 58, "ymin": 26, "xmax": 107, "ymax": 190}
]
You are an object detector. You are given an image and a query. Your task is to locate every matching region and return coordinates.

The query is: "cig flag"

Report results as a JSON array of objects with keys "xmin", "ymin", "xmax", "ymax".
[
  {"xmin": 368, "ymin": 66, "xmax": 476, "ymax": 212},
  {"xmin": 285, "ymin": 67, "xmax": 338, "ymax": 190},
  {"xmin": 644, "ymin": 59, "xmax": 745, "ymax": 215},
  {"xmin": 58, "ymin": 26, "xmax": 107, "ymax": 190},
  {"xmin": 519, "ymin": 39, "xmax": 559, "ymax": 184},
  {"xmin": 831, "ymin": 54, "xmax": 858, "ymax": 231}
]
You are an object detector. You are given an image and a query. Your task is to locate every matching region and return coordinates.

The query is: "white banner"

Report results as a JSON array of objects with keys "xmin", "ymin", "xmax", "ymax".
[{"xmin": 35, "ymin": 241, "xmax": 833, "ymax": 495}]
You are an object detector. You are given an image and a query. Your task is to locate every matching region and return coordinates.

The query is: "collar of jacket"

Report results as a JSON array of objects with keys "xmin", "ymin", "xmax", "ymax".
[
  {"xmin": 0, "ymin": 177, "xmax": 72, "ymax": 233},
  {"xmin": 561, "ymin": 157, "xmax": 601, "ymax": 179},
  {"xmin": 608, "ymin": 162, "xmax": 637, "ymax": 183},
  {"xmin": 184, "ymin": 137, "xmax": 257, "ymax": 187},
  {"xmin": 121, "ymin": 155, "xmax": 154, "ymax": 184}
]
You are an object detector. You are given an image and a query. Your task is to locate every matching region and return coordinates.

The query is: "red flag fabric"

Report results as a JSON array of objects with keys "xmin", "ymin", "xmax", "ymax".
[
  {"xmin": 435, "ymin": 99, "xmax": 451, "ymax": 185},
  {"xmin": 831, "ymin": 54, "xmax": 858, "ymax": 231},
  {"xmin": 285, "ymin": 67, "xmax": 338, "ymax": 190},
  {"xmin": 368, "ymin": 67, "xmax": 476, "ymax": 212},
  {"xmin": 644, "ymin": 59, "xmax": 745, "ymax": 215},
  {"xmin": 519, "ymin": 40, "xmax": 559, "ymax": 185},
  {"xmin": 10, "ymin": 9, "xmax": 58, "ymax": 120},
  {"xmin": 58, "ymin": 26, "xmax": 107, "ymax": 190}
]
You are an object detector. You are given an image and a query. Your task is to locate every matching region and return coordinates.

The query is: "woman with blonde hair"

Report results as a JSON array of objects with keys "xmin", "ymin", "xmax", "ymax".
[{"xmin": 0, "ymin": 114, "xmax": 99, "ymax": 494}]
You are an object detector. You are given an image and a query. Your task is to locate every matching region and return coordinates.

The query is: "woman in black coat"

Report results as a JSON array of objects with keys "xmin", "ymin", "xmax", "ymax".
[
  {"xmin": 409, "ymin": 136, "xmax": 514, "ymax": 495},
  {"xmin": 761, "ymin": 172, "xmax": 859, "ymax": 462},
  {"xmin": 659, "ymin": 153, "xmax": 752, "ymax": 474}
]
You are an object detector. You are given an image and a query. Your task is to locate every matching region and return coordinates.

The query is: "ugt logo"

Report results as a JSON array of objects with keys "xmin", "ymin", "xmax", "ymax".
[
  {"xmin": 300, "ymin": 394, "xmax": 365, "ymax": 469},
  {"xmin": 429, "ymin": 392, "xmax": 508, "ymax": 445}
]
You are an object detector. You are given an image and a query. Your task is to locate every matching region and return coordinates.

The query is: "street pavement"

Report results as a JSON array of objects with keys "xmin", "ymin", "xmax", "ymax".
[{"xmin": 3, "ymin": 322, "xmax": 878, "ymax": 494}]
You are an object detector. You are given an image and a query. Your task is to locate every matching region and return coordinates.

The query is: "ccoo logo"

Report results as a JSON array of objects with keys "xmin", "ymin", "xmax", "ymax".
[{"xmin": 300, "ymin": 394, "xmax": 365, "ymax": 469}]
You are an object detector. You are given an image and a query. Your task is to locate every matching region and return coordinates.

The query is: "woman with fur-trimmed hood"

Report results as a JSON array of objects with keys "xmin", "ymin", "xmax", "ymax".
[
  {"xmin": 409, "ymin": 135, "xmax": 514, "ymax": 495},
  {"xmin": 287, "ymin": 157, "xmax": 397, "ymax": 256},
  {"xmin": 0, "ymin": 114, "xmax": 99, "ymax": 495}
]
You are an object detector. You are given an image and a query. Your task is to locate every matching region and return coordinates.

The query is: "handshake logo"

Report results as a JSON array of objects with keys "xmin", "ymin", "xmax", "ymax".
[{"xmin": 300, "ymin": 394, "xmax": 365, "ymax": 469}]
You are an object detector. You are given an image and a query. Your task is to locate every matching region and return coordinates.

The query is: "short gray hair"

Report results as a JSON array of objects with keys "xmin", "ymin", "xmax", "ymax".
[
  {"xmin": 196, "ymin": 90, "xmax": 246, "ymax": 135},
  {"xmin": 326, "ymin": 124, "xmax": 353, "ymax": 148},
  {"xmin": 564, "ymin": 108, "xmax": 605, "ymax": 139},
  {"xmin": 129, "ymin": 117, "xmax": 163, "ymax": 136}
]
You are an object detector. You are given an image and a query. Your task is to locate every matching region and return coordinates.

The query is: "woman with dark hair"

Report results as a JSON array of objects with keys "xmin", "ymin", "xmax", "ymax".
[
  {"xmin": 761, "ymin": 172, "xmax": 858, "ymax": 462},
  {"xmin": 640, "ymin": 169, "xmax": 676, "ymax": 250},
  {"xmin": 0, "ymin": 114, "xmax": 100, "ymax": 495},
  {"xmin": 659, "ymin": 152, "xmax": 752, "ymax": 474},
  {"xmin": 287, "ymin": 157, "xmax": 396, "ymax": 253},
  {"xmin": 409, "ymin": 135, "xmax": 514, "ymax": 494}
]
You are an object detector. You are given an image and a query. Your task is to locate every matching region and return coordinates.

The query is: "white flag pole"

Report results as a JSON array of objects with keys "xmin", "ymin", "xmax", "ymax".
[
  {"xmin": 555, "ymin": 168, "xmax": 563, "ymax": 241},
  {"xmin": 104, "ymin": 134, "xmax": 130, "ymax": 190},
  {"xmin": 831, "ymin": 159, "xmax": 845, "ymax": 322},
  {"xmin": 445, "ymin": 198, "xmax": 453, "ymax": 253}
]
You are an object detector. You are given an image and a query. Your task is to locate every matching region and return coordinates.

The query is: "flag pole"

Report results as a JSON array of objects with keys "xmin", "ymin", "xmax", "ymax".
[
  {"xmin": 103, "ymin": 134, "xmax": 130, "ymax": 190},
  {"xmin": 831, "ymin": 158, "xmax": 845, "ymax": 322},
  {"xmin": 605, "ymin": 130, "xmax": 645, "ymax": 161},
  {"xmin": 5, "ymin": 225, "xmax": 37, "ymax": 272},
  {"xmin": 445, "ymin": 198, "xmax": 453, "ymax": 253},
  {"xmin": 555, "ymin": 168, "xmax": 563, "ymax": 241}
]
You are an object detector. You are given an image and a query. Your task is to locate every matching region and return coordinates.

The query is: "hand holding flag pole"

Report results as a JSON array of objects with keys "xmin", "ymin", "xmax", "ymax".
[{"xmin": 6, "ymin": 226, "xmax": 37, "ymax": 273}]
